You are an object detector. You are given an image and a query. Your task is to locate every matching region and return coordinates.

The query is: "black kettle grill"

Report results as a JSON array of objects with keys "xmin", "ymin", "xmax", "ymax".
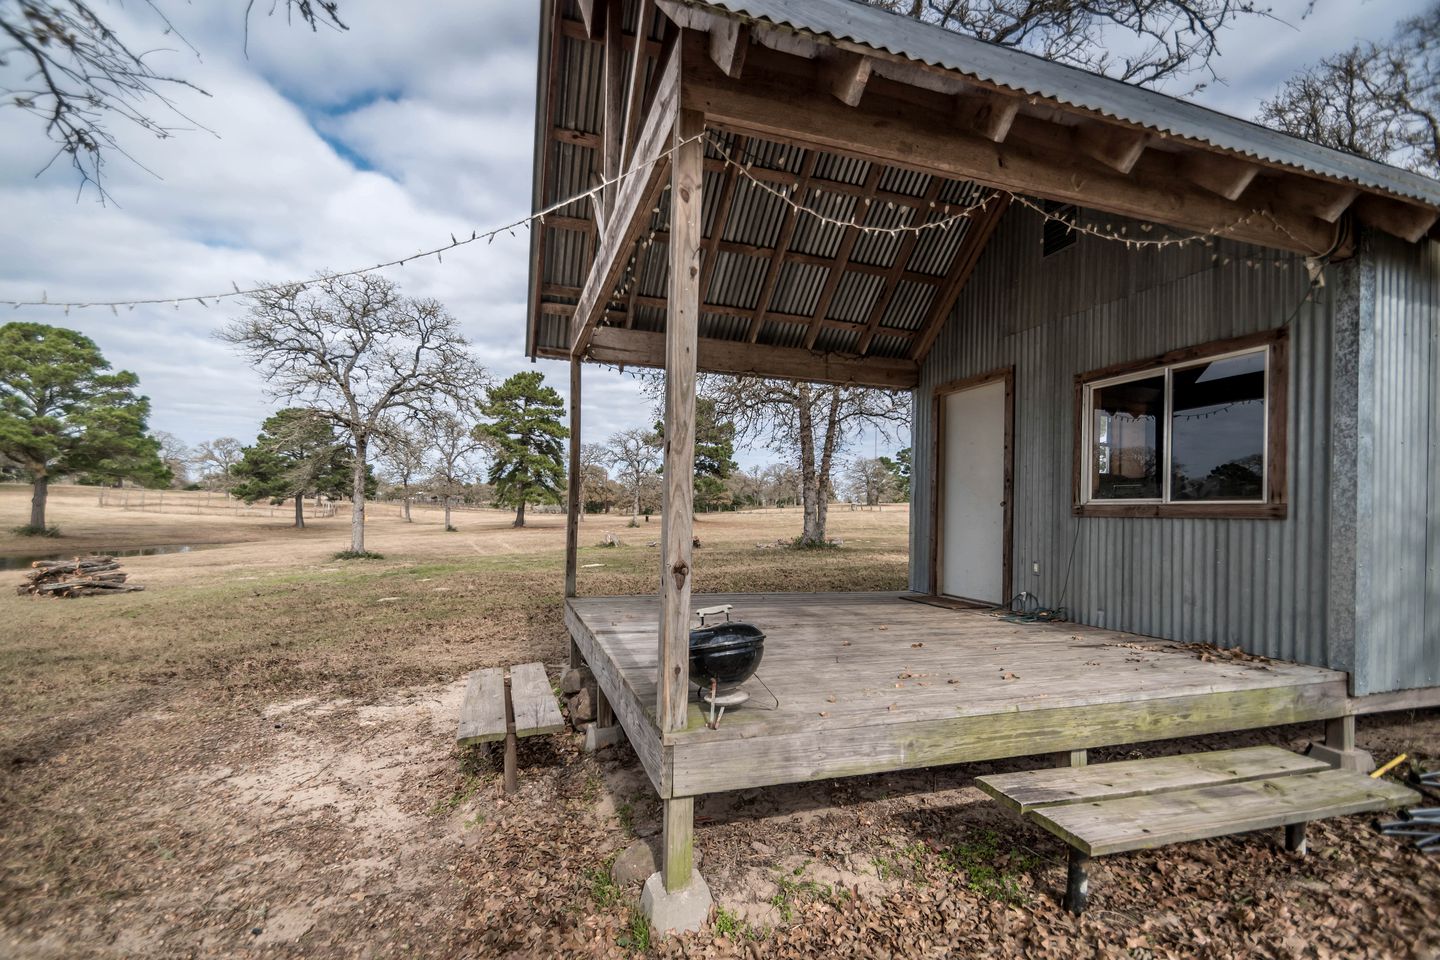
[{"xmin": 689, "ymin": 604, "xmax": 764, "ymax": 712}]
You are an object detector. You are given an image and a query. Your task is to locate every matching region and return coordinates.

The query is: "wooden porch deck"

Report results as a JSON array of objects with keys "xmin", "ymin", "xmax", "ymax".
[{"xmin": 566, "ymin": 592, "xmax": 1349, "ymax": 800}]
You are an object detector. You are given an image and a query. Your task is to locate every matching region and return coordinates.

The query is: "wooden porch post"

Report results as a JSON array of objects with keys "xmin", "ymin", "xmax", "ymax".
[
  {"xmin": 566, "ymin": 358, "xmax": 583, "ymax": 668},
  {"xmin": 658, "ymin": 105, "xmax": 704, "ymax": 894}
]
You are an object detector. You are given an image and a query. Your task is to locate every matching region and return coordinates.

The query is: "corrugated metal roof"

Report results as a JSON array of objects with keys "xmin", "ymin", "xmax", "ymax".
[{"xmin": 680, "ymin": 0, "xmax": 1440, "ymax": 208}]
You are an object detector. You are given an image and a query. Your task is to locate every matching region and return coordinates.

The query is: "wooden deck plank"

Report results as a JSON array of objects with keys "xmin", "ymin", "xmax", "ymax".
[
  {"xmin": 457, "ymin": 668, "xmax": 508, "ymax": 745},
  {"xmin": 509, "ymin": 662, "xmax": 566, "ymax": 738},
  {"xmin": 975, "ymin": 747, "xmax": 1332, "ymax": 814},
  {"xmin": 565, "ymin": 593, "xmax": 1350, "ymax": 797},
  {"xmin": 1029, "ymin": 770, "xmax": 1420, "ymax": 856}
]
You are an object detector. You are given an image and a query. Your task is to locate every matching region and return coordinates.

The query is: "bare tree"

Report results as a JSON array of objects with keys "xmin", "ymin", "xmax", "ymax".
[
  {"xmin": 1259, "ymin": 3, "xmax": 1439, "ymax": 177},
  {"xmin": 868, "ymin": 0, "xmax": 1269, "ymax": 92},
  {"xmin": 702, "ymin": 379, "xmax": 907, "ymax": 545},
  {"xmin": 1, "ymin": 1, "xmax": 346, "ymax": 199},
  {"xmin": 151, "ymin": 430, "xmax": 191, "ymax": 487},
  {"xmin": 578, "ymin": 441, "xmax": 613, "ymax": 518},
  {"xmin": 605, "ymin": 427, "xmax": 660, "ymax": 526},
  {"xmin": 844, "ymin": 456, "xmax": 899, "ymax": 506},
  {"xmin": 219, "ymin": 273, "xmax": 486, "ymax": 555},
  {"xmin": 422, "ymin": 409, "xmax": 485, "ymax": 532},
  {"xmin": 375, "ymin": 420, "xmax": 429, "ymax": 522},
  {"xmin": 192, "ymin": 436, "xmax": 244, "ymax": 490}
]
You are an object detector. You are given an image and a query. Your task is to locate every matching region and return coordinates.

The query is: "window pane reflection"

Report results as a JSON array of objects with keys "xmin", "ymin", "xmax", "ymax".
[
  {"xmin": 1170, "ymin": 352, "xmax": 1266, "ymax": 501},
  {"xmin": 1092, "ymin": 376, "xmax": 1164, "ymax": 500}
]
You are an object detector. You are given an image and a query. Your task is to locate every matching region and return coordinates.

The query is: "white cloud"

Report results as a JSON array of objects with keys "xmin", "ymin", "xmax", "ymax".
[{"xmin": 1, "ymin": 0, "xmax": 1423, "ymax": 469}]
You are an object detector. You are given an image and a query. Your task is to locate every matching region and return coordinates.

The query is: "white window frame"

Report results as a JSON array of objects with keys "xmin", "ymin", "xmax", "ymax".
[{"xmin": 1081, "ymin": 344, "xmax": 1272, "ymax": 506}]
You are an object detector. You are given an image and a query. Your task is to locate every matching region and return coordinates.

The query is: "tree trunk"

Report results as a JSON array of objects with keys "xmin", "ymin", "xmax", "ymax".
[
  {"xmin": 445, "ymin": 497, "xmax": 453, "ymax": 530},
  {"xmin": 632, "ymin": 490, "xmax": 640, "ymax": 524},
  {"xmin": 402, "ymin": 486, "xmax": 412, "ymax": 522},
  {"xmin": 796, "ymin": 389, "xmax": 825, "ymax": 545},
  {"xmin": 350, "ymin": 437, "xmax": 368, "ymax": 553},
  {"xmin": 514, "ymin": 501, "xmax": 526, "ymax": 527},
  {"xmin": 294, "ymin": 493, "xmax": 305, "ymax": 529},
  {"xmin": 29, "ymin": 473, "xmax": 48, "ymax": 530}
]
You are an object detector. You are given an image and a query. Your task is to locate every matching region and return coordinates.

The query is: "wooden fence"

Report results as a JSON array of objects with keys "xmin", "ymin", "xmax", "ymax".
[{"xmin": 96, "ymin": 488, "xmax": 338, "ymax": 519}]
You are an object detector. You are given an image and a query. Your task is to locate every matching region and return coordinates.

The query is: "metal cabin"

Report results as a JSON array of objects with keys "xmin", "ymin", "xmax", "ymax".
[{"xmin": 524, "ymin": 0, "xmax": 1440, "ymax": 922}]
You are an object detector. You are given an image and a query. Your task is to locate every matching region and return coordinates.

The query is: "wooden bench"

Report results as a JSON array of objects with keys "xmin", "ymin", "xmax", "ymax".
[
  {"xmin": 977, "ymin": 746, "xmax": 1420, "ymax": 914},
  {"xmin": 457, "ymin": 662, "xmax": 565, "ymax": 794}
]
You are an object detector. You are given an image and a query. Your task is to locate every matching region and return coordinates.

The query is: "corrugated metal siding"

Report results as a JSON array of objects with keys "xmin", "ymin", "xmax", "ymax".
[
  {"xmin": 910, "ymin": 203, "xmax": 1341, "ymax": 671},
  {"xmin": 1356, "ymin": 233, "xmax": 1440, "ymax": 694}
]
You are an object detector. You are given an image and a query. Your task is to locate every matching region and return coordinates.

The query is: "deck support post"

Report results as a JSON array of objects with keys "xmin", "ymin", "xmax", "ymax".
[
  {"xmin": 1284, "ymin": 822, "xmax": 1308, "ymax": 855},
  {"xmin": 583, "ymin": 686, "xmax": 624, "ymax": 751},
  {"xmin": 1063, "ymin": 849, "xmax": 1089, "ymax": 915},
  {"xmin": 643, "ymin": 98, "xmax": 711, "ymax": 933},
  {"xmin": 1057, "ymin": 749, "xmax": 1087, "ymax": 768},
  {"xmin": 1310, "ymin": 714, "xmax": 1375, "ymax": 772},
  {"xmin": 565, "ymin": 358, "xmax": 582, "ymax": 600}
]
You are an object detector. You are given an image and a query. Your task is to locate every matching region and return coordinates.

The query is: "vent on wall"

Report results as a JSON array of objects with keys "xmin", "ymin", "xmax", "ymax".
[{"xmin": 1042, "ymin": 200, "xmax": 1079, "ymax": 257}]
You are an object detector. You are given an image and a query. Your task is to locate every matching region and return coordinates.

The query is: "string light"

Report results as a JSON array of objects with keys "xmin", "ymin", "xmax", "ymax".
[{"xmin": 5, "ymin": 124, "xmax": 1321, "ymax": 314}]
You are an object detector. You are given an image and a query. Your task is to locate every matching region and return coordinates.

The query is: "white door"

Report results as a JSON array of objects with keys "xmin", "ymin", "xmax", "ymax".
[{"xmin": 940, "ymin": 379, "xmax": 1007, "ymax": 604}]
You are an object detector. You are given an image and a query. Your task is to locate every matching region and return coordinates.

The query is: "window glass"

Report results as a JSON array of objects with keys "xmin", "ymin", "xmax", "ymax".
[
  {"xmin": 1170, "ymin": 352, "xmax": 1266, "ymax": 501},
  {"xmin": 1091, "ymin": 376, "xmax": 1164, "ymax": 500}
]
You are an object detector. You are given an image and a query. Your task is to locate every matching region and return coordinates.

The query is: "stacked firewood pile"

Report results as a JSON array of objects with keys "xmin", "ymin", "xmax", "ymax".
[{"xmin": 16, "ymin": 556, "xmax": 145, "ymax": 598}]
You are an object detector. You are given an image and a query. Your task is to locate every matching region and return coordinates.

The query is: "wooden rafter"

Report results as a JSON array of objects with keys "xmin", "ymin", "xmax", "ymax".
[
  {"xmin": 1072, "ymin": 121, "xmax": 1150, "ymax": 174},
  {"xmin": 600, "ymin": 0, "xmax": 625, "ymax": 219},
  {"xmin": 803, "ymin": 162, "xmax": 883, "ymax": 350},
  {"xmin": 635, "ymin": 230, "xmax": 948, "ymax": 285},
  {"xmin": 619, "ymin": 0, "xmax": 654, "ymax": 169},
  {"xmin": 744, "ymin": 150, "xmax": 821, "ymax": 343},
  {"xmin": 570, "ymin": 46, "xmax": 680, "ymax": 356},
  {"xmin": 682, "ymin": 35, "xmax": 1344, "ymax": 256},
  {"xmin": 954, "ymin": 89, "xmax": 1020, "ymax": 143},
  {"xmin": 707, "ymin": 18, "xmax": 748, "ymax": 78},
  {"xmin": 574, "ymin": 326, "xmax": 920, "ymax": 389},
  {"xmin": 695, "ymin": 134, "xmax": 746, "ymax": 311},
  {"xmin": 854, "ymin": 175, "xmax": 945, "ymax": 355},
  {"xmin": 1180, "ymin": 152, "xmax": 1260, "ymax": 201},
  {"xmin": 908, "ymin": 192, "xmax": 1011, "ymax": 361}
]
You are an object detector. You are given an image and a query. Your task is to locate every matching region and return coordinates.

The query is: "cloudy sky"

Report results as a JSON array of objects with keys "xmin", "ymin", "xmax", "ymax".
[{"xmin": 0, "ymin": 0, "xmax": 1426, "ymax": 472}]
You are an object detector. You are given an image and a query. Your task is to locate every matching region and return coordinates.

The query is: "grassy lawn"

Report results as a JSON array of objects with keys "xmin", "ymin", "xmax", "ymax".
[{"xmin": 1, "ymin": 484, "xmax": 1436, "ymax": 960}]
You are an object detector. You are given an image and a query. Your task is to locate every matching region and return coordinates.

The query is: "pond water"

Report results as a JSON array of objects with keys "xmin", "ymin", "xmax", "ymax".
[{"xmin": 0, "ymin": 544, "xmax": 198, "ymax": 572}]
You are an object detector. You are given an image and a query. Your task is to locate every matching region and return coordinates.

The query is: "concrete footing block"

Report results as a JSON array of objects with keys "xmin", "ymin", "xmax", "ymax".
[
  {"xmin": 1307, "ymin": 742, "xmax": 1376, "ymax": 773},
  {"xmin": 640, "ymin": 869, "xmax": 711, "ymax": 936},
  {"xmin": 583, "ymin": 723, "xmax": 624, "ymax": 752}
]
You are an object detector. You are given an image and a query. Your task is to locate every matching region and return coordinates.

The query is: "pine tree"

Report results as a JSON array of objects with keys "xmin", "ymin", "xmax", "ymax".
[
  {"xmin": 231, "ymin": 409, "xmax": 358, "ymax": 529},
  {"xmin": 475, "ymin": 372, "xmax": 567, "ymax": 528},
  {"xmin": 0, "ymin": 322, "xmax": 168, "ymax": 533}
]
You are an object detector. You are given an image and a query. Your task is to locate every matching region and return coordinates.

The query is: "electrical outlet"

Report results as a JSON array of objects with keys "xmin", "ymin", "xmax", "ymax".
[{"xmin": 1032, "ymin": 562, "xmax": 1040, "ymax": 576}]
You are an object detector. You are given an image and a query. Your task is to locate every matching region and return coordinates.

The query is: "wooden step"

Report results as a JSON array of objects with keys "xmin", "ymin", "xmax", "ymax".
[
  {"xmin": 1029, "ymin": 769, "xmax": 1419, "ymax": 857},
  {"xmin": 508, "ymin": 662, "xmax": 566, "ymax": 738},
  {"xmin": 457, "ymin": 667, "xmax": 508, "ymax": 746},
  {"xmin": 976, "ymin": 745, "xmax": 1330, "ymax": 814}
]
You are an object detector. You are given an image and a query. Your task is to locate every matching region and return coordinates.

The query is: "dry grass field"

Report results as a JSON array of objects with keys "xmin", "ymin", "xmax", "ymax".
[{"xmin": 1, "ymin": 484, "xmax": 1436, "ymax": 959}]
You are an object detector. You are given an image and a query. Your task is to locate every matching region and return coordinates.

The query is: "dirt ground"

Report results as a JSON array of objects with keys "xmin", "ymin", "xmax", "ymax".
[{"xmin": 1, "ymin": 484, "xmax": 1437, "ymax": 959}]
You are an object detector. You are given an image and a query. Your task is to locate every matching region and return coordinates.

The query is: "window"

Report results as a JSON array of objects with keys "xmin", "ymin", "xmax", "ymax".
[{"xmin": 1074, "ymin": 331, "xmax": 1287, "ymax": 518}]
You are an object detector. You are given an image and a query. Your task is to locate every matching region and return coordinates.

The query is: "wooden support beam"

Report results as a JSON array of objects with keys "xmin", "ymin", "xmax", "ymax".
[
  {"xmin": 560, "ymin": 15, "xmax": 664, "ymax": 57},
  {"xmin": 823, "ymin": 51, "xmax": 872, "ymax": 107},
  {"xmin": 577, "ymin": 326, "xmax": 920, "ymax": 389},
  {"xmin": 544, "ymin": 215, "xmax": 595, "ymax": 234},
  {"xmin": 855, "ymin": 175, "xmax": 945, "ymax": 355},
  {"xmin": 954, "ymin": 89, "xmax": 1020, "ymax": 144},
  {"xmin": 1352, "ymin": 194, "xmax": 1439, "ymax": 243},
  {"xmin": 657, "ymin": 108, "xmax": 704, "ymax": 748},
  {"xmin": 804, "ymin": 163, "xmax": 883, "ymax": 350},
  {"xmin": 697, "ymin": 135, "xmax": 746, "ymax": 308},
  {"xmin": 570, "ymin": 46, "xmax": 679, "ymax": 356},
  {"xmin": 564, "ymin": 358, "xmax": 582, "ymax": 598},
  {"xmin": 662, "ymin": 796, "xmax": 694, "ymax": 892},
  {"xmin": 1270, "ymin": 177, "xmax": 1359, "ymax": 224},
  {"xmin": 1181, "ymin": 152, "xmax": 1261, "ymax": 201},
  {"xmin": 909, "ymin": 192, "xmax": 1010, "ymax": 361},
  {"xmin": 745, "ymin": 150, "xmax": 820, "ymax": 342},
  {"xmin": 620, "ymin": 0, "xmax": 654, "ymax": 169},
  {"xmin": 601, "ymin": 0, "xmax": 626, "ymax": 219},
  {"xmin": 1072, "ymin": 122, "xmax": 1149, "ymax": 174},
  {"xmin": 681, "ymin": 37, "xmax": 1339, "ymax": 256},
  {"xmin": 707, "ymin": 18, "xmax": 748, "ymax": 78}
]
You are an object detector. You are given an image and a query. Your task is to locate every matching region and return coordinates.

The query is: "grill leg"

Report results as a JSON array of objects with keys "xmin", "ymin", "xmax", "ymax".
[
  {"xmin": 1064, "ymin": 848, "xmax": 1090, "ymax": 915},
  {"xmin": 1285, "ymin": 822, "xmax": 1307, "ymax": 855}
]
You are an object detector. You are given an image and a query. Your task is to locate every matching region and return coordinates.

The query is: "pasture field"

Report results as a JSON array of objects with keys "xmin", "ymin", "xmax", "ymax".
[{"xmin": 0, "ymin": 484, "xmax": 1435, "ymax": 959}]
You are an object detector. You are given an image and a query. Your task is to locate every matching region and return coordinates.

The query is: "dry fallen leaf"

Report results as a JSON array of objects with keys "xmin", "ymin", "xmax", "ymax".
[
  {"xmin": 818, "ymin": 711, "xmax": 830, "ymax": 718},
  {"xmin": 1002, "ymin": 671, "xmax": 1020, "ymax": 680},
  {"xmin": 910, "ymin": 642, "xmax": 924, "ymax": 648}
]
